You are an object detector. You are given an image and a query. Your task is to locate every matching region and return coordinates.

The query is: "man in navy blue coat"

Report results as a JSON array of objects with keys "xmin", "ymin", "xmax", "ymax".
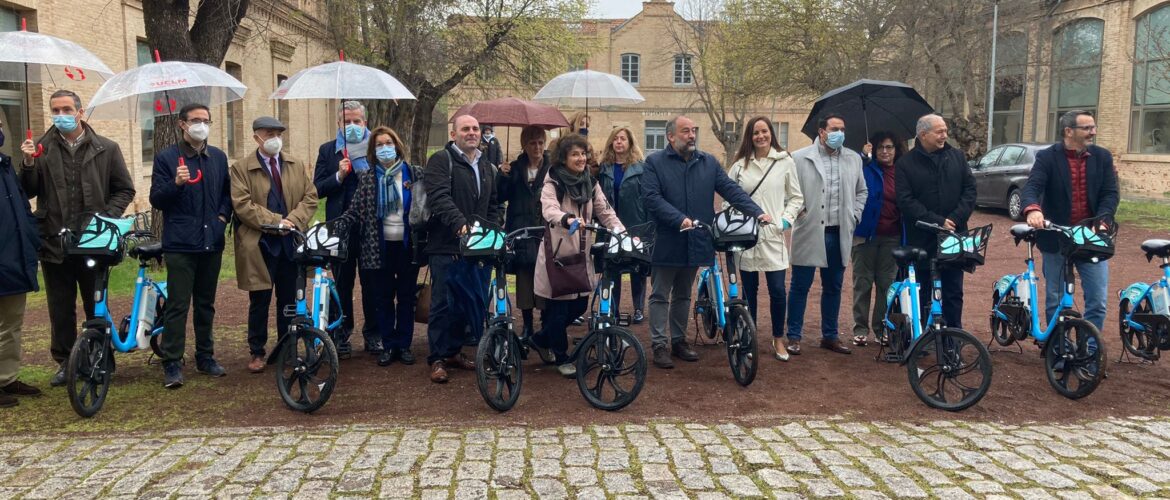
[
  {"xmin": 313, "ymin": 100, "xmax": 374, "ymax": 357},
  {"xmin": 1021, "ymin": 110, "xmax": 1119, "ymax": 331},
  {"xmin": 0, "ymin": 149, "xmax": 42, "ymax": 407},
  {"xmin": 642, "ymin": 115, "xmax": 771, "ymax": 369}
]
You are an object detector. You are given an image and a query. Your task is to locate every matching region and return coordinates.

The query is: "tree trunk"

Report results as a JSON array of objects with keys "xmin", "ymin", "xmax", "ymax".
[{"xmin": 409, "ymin": 95, "xmax": 440, "ymax": 167}]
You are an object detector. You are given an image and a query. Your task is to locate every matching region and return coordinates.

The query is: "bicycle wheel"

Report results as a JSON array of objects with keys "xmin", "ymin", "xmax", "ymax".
[
  {"xmin": 1118, "ymin": 298, "xmax": 1157, "ymax": 361},
  {"xmin": 726, "ymin": 306, "xmax": 758, "ymax": 386},
  {"xmin": 275, "ymin": 326, "xmax": 339, "ymax": 413},
  {"xmin": 576, "ymin": 327, "xmax": 646, "ymax": 411},
  {"xmin": 989, "ymin": 290, "xmax": 1020, "ymax": 347},
  {"xmin": 693, "ymin": 275, "xmax": 718, "ymax": 340},
  {"xmin": 66, "ymin": 329, "xmax": 114, "ymax": 418},
  {"xmin": 906, "ymin": 328, "xmax": 993, "ymax": 412},
  {"xmin": 1045, "ymin": 318, "xmax": 1106, "ymax": 399},
  {"xmin": 476, "ymin": 327, "xmax": 523, "ymax": 412}
]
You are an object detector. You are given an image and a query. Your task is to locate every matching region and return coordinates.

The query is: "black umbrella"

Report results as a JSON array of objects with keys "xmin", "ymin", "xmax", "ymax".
[{"xmin": 801, "ymin": 79, "xmax": 934, "ymax": 152}]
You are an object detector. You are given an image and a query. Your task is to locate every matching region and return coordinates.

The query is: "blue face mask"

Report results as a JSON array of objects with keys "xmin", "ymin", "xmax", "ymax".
[
  {"xmin": 825, "ymin": 130, "xmax": 845, "ymax": 150},
  {"xmin": 376, "ymin": 145, "xmax": 398, "ymax": 163},
  {"xmin": 53, "ymin": 114, "xmax": 78, "ymax": 133},
  {"xmin": 344, "ymin": 124, "xmax": 364, "ymax": 144},
  {"xmin": 0, "ymin": 128, "xmax": 5, "ymax": 148}
]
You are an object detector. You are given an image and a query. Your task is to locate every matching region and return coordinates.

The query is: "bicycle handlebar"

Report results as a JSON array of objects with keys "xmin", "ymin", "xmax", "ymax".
[
  {"xmin": 260, "ymin": 223, "xmax": 307, "ymax": 242},
  {"xmin": 914, "ymin": 220, "xmax": 957, "ymax": 236}
]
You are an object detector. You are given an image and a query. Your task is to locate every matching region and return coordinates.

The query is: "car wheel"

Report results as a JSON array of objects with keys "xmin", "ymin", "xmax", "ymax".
[{"xmin": 1007, "ymin": 189, "xmax": 1023, "ymax": 221}]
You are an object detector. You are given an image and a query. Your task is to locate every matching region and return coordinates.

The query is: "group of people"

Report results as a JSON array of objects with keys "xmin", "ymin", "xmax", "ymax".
[{"xmin": 0, "ymin": 86, "xmax": 1119, "ymax": 407}]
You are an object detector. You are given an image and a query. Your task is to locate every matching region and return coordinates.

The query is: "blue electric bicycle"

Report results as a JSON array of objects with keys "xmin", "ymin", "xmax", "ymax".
[
  {"xmin": 877, "ymin": 221, "xmax": 993, "ymax": 411},
  {"xmin": 260, "ymin": 221, "xmax": 346, "ymax": 413},
  {"xmin": 62, "ymin": 212, "xmax": 168, "ymax": 418},
  {"xmin": 1119, "ymin": 236, "xmax": 1170, "ymax": 361},
  {"xmin": 988, "ymin": 218, "xmax": 1113, "ymax": 399}
]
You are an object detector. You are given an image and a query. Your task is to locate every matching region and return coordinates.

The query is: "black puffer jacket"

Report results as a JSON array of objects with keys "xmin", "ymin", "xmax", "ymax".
[
  {"xmin": 894, "ymin": 140, "xmax": 977, "ymax": 254},
  {"xmin": 423, "ymin": 142, "xmax": 501, "ymax": 256}
]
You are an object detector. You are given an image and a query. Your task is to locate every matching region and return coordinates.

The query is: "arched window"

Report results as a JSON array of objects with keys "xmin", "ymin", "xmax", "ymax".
[
  {"xmin": 621, "ymin": 53, "xmax": 640, "ymax": 85},
  {"xmin": 1049, "ymin": 19, "xmax": 1104, "ymax": 140},
  {"xmin": 1132, "ymin": 5, "xmax": 1170, "ymax": 153},
  {"xmin": 992, "ymin": 32, "xmax": 1028, "ymax": 146}
]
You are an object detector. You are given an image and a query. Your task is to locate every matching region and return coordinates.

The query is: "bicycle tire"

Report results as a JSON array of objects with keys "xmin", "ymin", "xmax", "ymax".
[
  {"xmin": 576, "ymin": 327, "xmax": 646, "ymax": 411},
  {"xmin": 475, "ymin": 327, "xmax": 523, "ymax": 412},
  {"xmin": 906, "ymin": 327, "xmax": 993, "ymax": 412},
  {"xmin": 989, "ymin": 290, "xmax": 1019, "ymax": 347},
  {"xmin": 726, "ymin": 306, "xmax": 758, "ymax": 386},
  {"xmin": 1118, "ymin": 298, "xmax": 1157, "ymax": 361},
  {"xmin": 1045, "ymin": 317, "xmax": 1106, "ymax": 399},
  {"xmin": 66, "ymin": 329, "xmax": 114, "ymax": 418},
  {"xmin": 275, "ymin": 326, "xmax": 339, "ymax": 413},
  {"xmin": 693, "ymin": 276, "xmax": 718, "ymax": 340}
]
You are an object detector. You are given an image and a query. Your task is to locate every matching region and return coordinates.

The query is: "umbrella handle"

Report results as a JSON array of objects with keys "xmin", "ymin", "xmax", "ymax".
[
  {"xmin": 26, "ymin": 130, "xmax": 43, "ymax": 158},
  {"xmin": 178, "ymin": 156, "xmax": 203, "ymax": 184},
  {"xmin": 341, "ymin": 148, "xmax": 351, "ymax": 173}
]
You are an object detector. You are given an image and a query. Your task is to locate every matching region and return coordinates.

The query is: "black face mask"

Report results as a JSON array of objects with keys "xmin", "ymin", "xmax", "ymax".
[
  {"xmin": 0, "ymin": 128, "xmax": 5, "ymax": 148},
  {"xmin": 578, "ymin": 127, "xmax": 588, "ymax": 136}
]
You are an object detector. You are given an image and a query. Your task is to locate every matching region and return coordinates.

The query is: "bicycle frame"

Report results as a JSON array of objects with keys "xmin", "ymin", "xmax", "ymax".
[
  {"xmin": 90, "ymin": 259, "xmax": 167, "ymax": 353},
  {"xmin": 884, "ymin": 259, "xmax": 937, "ymax": 349},
  {"xmin": 308, "ymin": 266, "xmax": 343, "ymax": 333},
  {"xmin": 992, "ymin": 235, "xmax": 1079, "ymax": 344},
  {"xmin": 1120, "ymin": 258, "xmax": 1170, "ymax": 333}
]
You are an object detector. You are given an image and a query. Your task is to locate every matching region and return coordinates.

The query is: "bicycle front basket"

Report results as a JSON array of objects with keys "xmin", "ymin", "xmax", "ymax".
[
  {"xmin": 460, "ymin": 221, "xmax": 506, "ymax": 258},
  {"xmin": 936, "ymin": 224, "xmax": 992, "ymax": 269},
  {"xmin": 711, "ymin": 208, "xmax": 759, "ymax": 250},
  {"xmin": 606, "ymin": 223, "xmax": 655, "ymax": 265},
  {"xmin": 1063, "ymin": 219, "xmax": 1116, "ymax": 262},
  {"xmin": 298, "ymin": 220, "xmax": 349, "ymax": 261},
  {"xmin": 65, "ymin": 213, "xmax": 134, "ymax": 264}
]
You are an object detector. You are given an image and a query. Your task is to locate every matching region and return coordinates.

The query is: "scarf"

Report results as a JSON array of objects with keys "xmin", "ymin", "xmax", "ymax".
[
  {"xmin": 376, "ymin": 160, "xmax": 403, "ymax": 219},
  {"xmin": 335, "ymin": 128, "xmax": 371, "ymax": 172},
  {"xmin": 551, "ymin": 162, "xmax": 593, "ymax": 206}
]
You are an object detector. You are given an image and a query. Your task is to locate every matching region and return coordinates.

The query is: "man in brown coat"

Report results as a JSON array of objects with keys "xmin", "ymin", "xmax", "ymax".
[
  {"xmin": 230, "ymin": 117, "xmax": 318, "ymax": 373},
  {"xmin": 18, "ymin": 89, "xmax": 135, "ymax": 386}
]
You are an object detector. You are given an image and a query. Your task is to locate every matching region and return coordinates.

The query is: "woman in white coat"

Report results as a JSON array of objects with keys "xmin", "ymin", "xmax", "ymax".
[{"xmin": 728, "ymin": 117, "xmax": 804, "ymax": 361}]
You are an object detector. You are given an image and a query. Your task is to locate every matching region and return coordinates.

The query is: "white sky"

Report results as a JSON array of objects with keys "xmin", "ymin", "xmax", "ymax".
[{"xmin": 589, "ymin": 0, "xmax": 691, "ymax": 19}]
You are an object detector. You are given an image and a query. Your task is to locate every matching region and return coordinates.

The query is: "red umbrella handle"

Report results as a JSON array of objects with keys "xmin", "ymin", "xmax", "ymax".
[
  {"xmin": 178, "ymin": 156, "xmax": 203, "ymax": 184},
  {"xmin": 26, "ymin": 130, "xmax": 44, "ymax": 158},
  {"xmin": 341, "ymin": 148, "xmax": 351, "ymax": 173}
]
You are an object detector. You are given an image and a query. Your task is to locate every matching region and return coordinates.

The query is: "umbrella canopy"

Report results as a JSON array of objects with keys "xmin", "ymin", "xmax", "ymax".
[
  {"xmin": 87, "ymin": 58, "xmax": 247, "ymax": 121},
  {"xmin": 801, "ymin": 79, "xmax": 934, "ymax": 152},
  {"xmin": 0, "ymin": 19, "xmax": 114, "ymax": 85},
  {"xmin": 270, "ymin": 61, "xmax": 415, "ymax": 100},
  {"xmin": 449, "ymin": 97, "xmax": 569, "ymax": 129},
  {"xmin": 533, "ymin": 69, "xmax": 645, "ymax": 109}
]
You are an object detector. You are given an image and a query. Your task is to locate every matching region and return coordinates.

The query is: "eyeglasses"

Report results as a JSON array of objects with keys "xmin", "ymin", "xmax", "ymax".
[
  {"xmin": 1073, "ymin": 125, "xmax": 1097, "ymax": 131},
  {"xmin": 185, "ymin": 119, "xmax": 213, "ymax": 125}
]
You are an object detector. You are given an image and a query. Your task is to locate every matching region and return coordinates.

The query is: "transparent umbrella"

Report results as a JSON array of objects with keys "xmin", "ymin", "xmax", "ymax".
[
  {"xmin": 533, "ymin": 69, "xmax": 645, "ymax": 118},
  {"xmin": 270, "ymin": 56, "xmax": 415, "ymax": 100},
  {"xmin": 86, "ymin": 51, "xmax": 247, "ymax": 121}
]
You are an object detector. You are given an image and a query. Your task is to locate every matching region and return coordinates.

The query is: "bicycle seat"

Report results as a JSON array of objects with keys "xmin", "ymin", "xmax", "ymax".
[
  {"xmin": 892, "ymin": 246, "xmax": 929, "ymax": 264},
  {"xmin": 1010, "ymin": 224, "xmax": 1036, "ymax": 240},
  {"xmin": 1141, "ymin": 239, "xmax": 1170, "ymax": 258},
  {"xmin": 129, "ymin": 242, "xmax": 164, "ymax": 260}
]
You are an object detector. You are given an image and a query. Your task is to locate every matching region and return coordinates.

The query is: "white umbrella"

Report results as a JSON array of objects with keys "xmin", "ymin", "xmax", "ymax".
[
  {"xmin": 270, "ymin": 59, "xmax": 415, "ymax": 100},
  {"xmin": 86, "ymin": 51, "xmax": 247, "ymax": 121},
  {"xmin": 533, "ymin": 69, "xmax": 645, "ymax": 116}
]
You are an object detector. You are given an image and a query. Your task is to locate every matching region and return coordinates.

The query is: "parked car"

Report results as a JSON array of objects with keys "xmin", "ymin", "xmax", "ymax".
[{"xmin": 971, "ymin": 143, "xmax": 1048, "ymax": 221}]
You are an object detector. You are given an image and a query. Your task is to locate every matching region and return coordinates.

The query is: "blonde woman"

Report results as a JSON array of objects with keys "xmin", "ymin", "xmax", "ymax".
[
  {"xmin": 728, "ymin": 116, "xmax": 803, "ymax": 361},
  {"xmin": 598, "ymin": 126, "xmax": 649, "ymax": 323}
]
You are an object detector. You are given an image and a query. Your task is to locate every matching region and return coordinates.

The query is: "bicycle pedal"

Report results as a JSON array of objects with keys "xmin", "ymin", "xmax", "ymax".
[
  {"xmin": 282, "ymin": 305, "xmax": 298, "ymax": 318},
  {"xmin": 617, "ymin": 313, "xmax": 631, "ymax": 327}
]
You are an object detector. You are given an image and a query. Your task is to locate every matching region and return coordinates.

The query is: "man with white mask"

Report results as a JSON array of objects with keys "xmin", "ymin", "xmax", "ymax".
[
  {"xmin": 230, "ymin": 116, "xmax": 318, "ymax": 374},
  {"xmin": 149, "ymin": 104, "xmax": 233, "ymax": 388}
]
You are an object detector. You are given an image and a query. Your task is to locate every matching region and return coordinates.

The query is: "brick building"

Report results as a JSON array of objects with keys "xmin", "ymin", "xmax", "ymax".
[{"xmin": 0, "ymin": 1, "xmax": 336, "ymax": 210}]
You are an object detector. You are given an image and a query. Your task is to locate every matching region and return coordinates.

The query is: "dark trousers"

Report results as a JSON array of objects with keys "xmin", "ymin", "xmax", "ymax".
[
  {"xmin": 742, "ymin": 270, "xmax": 787, "ymax": 338},
  {"xmin": 161, "ymin": 252, "xmax": 222, "ymax": 363},
  {"xmin": 611, "ymin": 272, "xmax": 646, "ymax": 315},
  {"xmin": 535, "ymin": 297, "xmax": 589, "ymax": 364},
  {"xmin": 426, "ymin": 255, "xmax": 467, "ymax": 364},
  {"xmin": 918, "ymin": 260, "xmax": 965, "ymax": 329},
  {"xmin": 247, "ymin": 252, "xmax": 299, "ymax": 357},
  {"xmin": 787, "ymin": 229, "xmax": 846, "ymax": 341},
  {"xmin": 42, "ymin": 257, "xmax": 97, "ymax": 364},
  {"xmin": 330, "ymin": 230, "xmax": 376, "ymax": 341},
  {"xmin": 359, "ymin": 241, "xmax": 419, "ymax": 351}
]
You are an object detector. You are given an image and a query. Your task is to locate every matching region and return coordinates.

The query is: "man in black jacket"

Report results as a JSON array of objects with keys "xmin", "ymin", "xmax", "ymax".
[
  {"xmin": 1020, "ymin": 110, "xmax": 1118, "ymax": 331},
  {"xmin": 895, "ymin": 114, "xmax": 977, "ymax": 329},
  {"xmin": 423, "ymin": 115, "xmax": 500, "ymax": 383},
  {"xmin": 0, "ymin": 151, "xmax": 42, "ymax": 407}
]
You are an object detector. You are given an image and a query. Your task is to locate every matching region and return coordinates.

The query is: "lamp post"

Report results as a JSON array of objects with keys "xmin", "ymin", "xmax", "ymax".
[{"xmin": 987, "ymin": 0, "xmax": 1000, "ymax": 149}]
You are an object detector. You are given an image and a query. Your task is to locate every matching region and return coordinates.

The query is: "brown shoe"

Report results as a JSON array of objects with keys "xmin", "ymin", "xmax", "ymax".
[
  {"xmin": 0, "ymin": 393, "xmax": 16, "ymax": 408},
  {"xmin": 1, "ymin": 380, "xmax": 42, "ymax": 397},
  {"xmin": 820, "ymin": 338, "xmax": 853, "ymax": 354},
  {"xmin": 444, "ymin": 353, "xmax": 475, "ymax": 371},
  {"xmin": 247, "ymin": 355, "xmax": 266, "ymax": 373},
  {"xmin": 430, "ymin": 361, "xmax": 449, "ymax": 383}
]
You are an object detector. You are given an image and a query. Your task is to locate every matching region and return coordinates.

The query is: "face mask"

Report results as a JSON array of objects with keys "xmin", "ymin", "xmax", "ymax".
[
  {"xmin": 825, "ymin": 130, "xmax": 845, "ymax": 150},
  {"xmin": 0, "ymin": 128, "xmax": 5, "ymax": 148},
  {"xmin": 376, "ymin": 145, "xmax": 398, "ymax": 163},
  {"xmin": 578, "ymin": 127, "xmax": 589, "ymax": 136},
  {"xmin": 344, "ymin": 124, "xmax": 364, "ymax": 143},
  {"xmin": 262, "ymin": 136, "xmax": 282, "ymax": 156},
  {"xmin": 483, "ymin": 133, "xmax": 494, "ymax": 141},
  {"xmin": 53, "ymin": 114, "xmax": 78, "ymax": 133},
  {"xmin": 186, "ymin": 123, "xmax": 210, "ymax": 142}
]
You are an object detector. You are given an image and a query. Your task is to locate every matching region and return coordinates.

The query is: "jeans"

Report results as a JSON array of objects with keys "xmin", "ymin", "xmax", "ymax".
[
  {"xmin": 161, "ymin": 252, "xmax": 223, "ymax": 363},
  {"xmin": 1041, "ymin": 251, "xmax": 1109, "ymax": 331},
  {"xmin": 851, "ymin": 236, "xmax": 900, "ymax": 337},
  {"xmin": 534, "ymin": 297, "xmax": 588, "ymax": 364},
  {"xmin": 787, "ymin": 228, "xmax": 846, "ymax": 341},
  {"xmin": 425, "ymin": 255, "xmax": 468, "ymax": 365},
  {"xmin": 741, "ymin": 270, "xmax": 787, "ymax": 338},
  {"xmin": 41, "ymin": 257, "xmax": 97, "ymax": 364},
  {"xmin": 648, "ymin": 266, "xmax": 698, "ymax": 349},
  {"xmin": 359, "ymin": 241, "xmax": 419, "ymax": 351},
  {"xmin": 246, "ymin": 252, "xmax": 298, "ymax": 358}
]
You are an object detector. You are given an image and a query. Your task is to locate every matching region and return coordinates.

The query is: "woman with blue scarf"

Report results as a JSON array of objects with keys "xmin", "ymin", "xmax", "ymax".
[{"xmin": 337, "ymin": 126, "xmax": 420, "ymax": 367}]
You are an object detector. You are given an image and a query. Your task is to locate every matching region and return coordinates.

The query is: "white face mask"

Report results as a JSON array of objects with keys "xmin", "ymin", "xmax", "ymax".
[
  {"xmin": 262, "ymin": 136, "xmax": 282, "ymax": 156},
  {"xmin": 187, "ymin": 123, "xmax": 210, "ymax": 142}
]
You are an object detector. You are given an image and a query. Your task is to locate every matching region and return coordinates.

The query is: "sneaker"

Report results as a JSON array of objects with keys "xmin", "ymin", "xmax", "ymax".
[
  {"xmin": 0, "ymin": 380, "xmax": 42, "ymax": 396},
  {"xmin": 572, "ymin": 316, "xmax": 585, "ymax": 326},
  {"xmin": 653, "ymin": 346, "xmax": 674, "ymax": 369},
  {"xmin": 49, "ymin": 365, "xmax": 67, "ymax": 387},
  {"xmin": 529, "ymin": 339, "xmax": 556, "ymax": 365},
  {"xmin": 632, "ymin": 309, "xmax": 645, "ymax": 324},
  {"xmin": 377, "ymin": 350, "xmax": 397, "ymax": 367},
  {"xmin": 163, "ymin": 361, "xmax": 184, "ymax": 389},
  {"xmin": 557, "ymin": 363, "xmax": 577, "ymax": 378},
  {"xmin": 195, "ymin": 357, "xmax": 227, "ymax": 377},
  {"xmin": 852, "ymin": 335, "xmax": 868, "ymax": 347}
]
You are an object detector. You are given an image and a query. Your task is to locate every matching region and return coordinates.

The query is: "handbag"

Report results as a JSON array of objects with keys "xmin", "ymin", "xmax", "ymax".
[
  {"xmin": 543, "ymin": 226, "xmax": 591, "ymax": 297},
  {"xmin": 414, "ymin": 268, "xmax": 432, "ymax": 324}
]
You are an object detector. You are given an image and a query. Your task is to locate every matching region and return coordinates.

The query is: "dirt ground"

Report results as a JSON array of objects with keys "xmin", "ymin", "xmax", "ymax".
[{"xmin": 14, "ymin": 210, "xmax": 1170, "ymax": 429}]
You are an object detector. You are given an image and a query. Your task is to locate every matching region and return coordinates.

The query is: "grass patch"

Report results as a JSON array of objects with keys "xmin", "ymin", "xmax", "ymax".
[{"xmin": 1117, "ymin": 199, "xmax": 1170, "ymax": 232}]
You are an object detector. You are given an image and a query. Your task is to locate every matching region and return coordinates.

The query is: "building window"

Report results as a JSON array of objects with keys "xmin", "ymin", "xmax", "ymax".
[
  {"xmin": 992, "ymin": 32, "xmax": 1027, "ymax": 146},
  {"xmin": 645, "ymin": 120, "xmax": 666, "ymax": 152},
  {"xmin": 1132, "ymin": 5, "xmax": 1170, "ymax": 153},
  {"xmin": 0, "ymin": 7, "xmax": 27, "ymax": 161},
  {"xmin": 621, "ymin": 53, "xmax": 639, "ymax": 85},
  {"xmin": 137, "ymin": 40, "xmax": 154, "ymax": 163},
  {"xmin": 1049, "ymin": 19, "xmax": 1103, "ymax": 141},
  {"xmin": 674, "ymin": 54, "xmax": 693, "ymax": 85},
  {"xmin": 779, "ymin": 122, "xmax": 789, "ymax": 150},
  {"xmin": 225, "ymin": 62, "xmax": 243, "ymax": 157}
]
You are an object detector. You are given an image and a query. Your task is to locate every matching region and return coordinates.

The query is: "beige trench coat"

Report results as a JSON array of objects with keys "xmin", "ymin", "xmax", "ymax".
[
  {"xmin": 230, "ymin": 150, "xmax": 318, "ymax": 291},
  {"xmin": 534, "ymin": 175, "xmax": 623, "ymax": 300},
  {"xmin": 727, "ymin": 148, "xmax": 804, "ymax": 272}
]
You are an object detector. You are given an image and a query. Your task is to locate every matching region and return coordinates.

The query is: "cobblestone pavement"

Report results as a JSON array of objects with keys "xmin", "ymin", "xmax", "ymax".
[{"xmin": 2, "ymin": 416, "xmax": 1170, "ymax": 499}]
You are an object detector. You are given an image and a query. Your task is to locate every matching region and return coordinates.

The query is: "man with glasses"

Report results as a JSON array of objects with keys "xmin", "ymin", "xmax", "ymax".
[
  {"xmin": 1021, "ymin": 110, "xmax": 1118, "ymax": 331},
  {"xmin": 149, "ymin": 103, "xmax": 232, "ymax": 388}
]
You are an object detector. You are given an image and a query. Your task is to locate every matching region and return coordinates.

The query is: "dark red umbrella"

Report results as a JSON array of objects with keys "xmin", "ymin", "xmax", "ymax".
[{"xmin": 449, "ymin": 97, "xmax": 569, "ymax": 129}]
